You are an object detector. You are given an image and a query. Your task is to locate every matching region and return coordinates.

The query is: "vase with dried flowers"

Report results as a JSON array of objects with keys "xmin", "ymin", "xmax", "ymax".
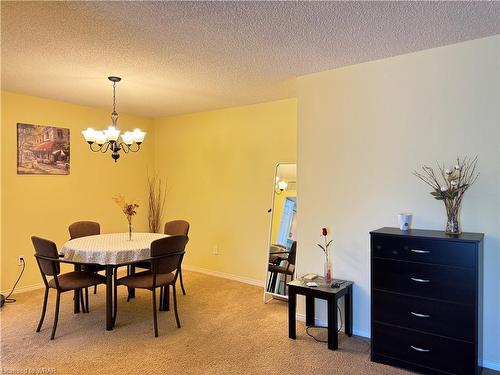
[
  {"xmin": 413, "ymin": 156, "xmax": 479, "ymax": 235},
  {"xmin": 113, "ymin": 194, "xmax": 139, "ymax": 240},
  {"xmin": 317, "ymin": 227, "xmax": 333, "ymax": 283}
]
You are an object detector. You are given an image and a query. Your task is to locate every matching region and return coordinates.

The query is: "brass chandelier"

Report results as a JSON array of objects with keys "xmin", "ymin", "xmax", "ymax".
[{"xmin": 81, "ymin": 76, "xmax": 146, "ymax": 162}]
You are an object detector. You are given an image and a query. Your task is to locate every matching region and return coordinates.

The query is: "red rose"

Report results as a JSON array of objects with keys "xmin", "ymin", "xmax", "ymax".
[{"xmin": 322, "ymin": 228, "xmax": 328, "ymax": 236}]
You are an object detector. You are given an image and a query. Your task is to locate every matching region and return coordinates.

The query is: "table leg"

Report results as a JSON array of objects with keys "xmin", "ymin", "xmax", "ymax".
[
  {"xmin": 305, "ymin": 295, "xmax": 315, "ymax": 327},
  {"xmin": 327, "ymin": 296, "xmax": 338, "ymax": 350},
  {"xmin": 288, "ymin": 289, "xmax": 296, "ymax": 340},
  {"xmin": 105, "ymin": 265, "xmax": 113, "ymax": 331},
  {"xmin": 127, "ymin": 265, "xmax": 136, "ymax": 300},
  {"xmin": 73, "ymin": 264, "xmax": 81, "ymax": 314},
  {"xmin": 345, "ymin": 285, "xmax": 353, "ymax": 337}
]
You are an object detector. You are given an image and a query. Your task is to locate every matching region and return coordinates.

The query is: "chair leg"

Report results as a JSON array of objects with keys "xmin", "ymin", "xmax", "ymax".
[
  {"xmin": 50, "ymin": 291, "xmax": 61, "ymax": 340},
  {"xmin": 179, "ymin": 268, "xmax": 186, "ymax": 295},
  {"xmin": 159, "ymin": 286, "xmax": 164, "ymax": 311},
  {"xmin": 36, "ymin": 287, "xmax": 49, "ymax": 332},
  {"xmin": 152, "ymin": 288, "xmax": 158, "ymax": 337},
  {"xmin": 94, "ymin": 285, "xmax": 97, "ymax": 294},
  {"xmin": 163, "ymin": 285, "xmax": 170, "ymax": 311},
  {"xmin": 172, "ymin": 284, "xmax": 181, "ymax": 328},
  {"xmin": 85, "ymin": 288, "xmax": 90, "ymax": 313}
]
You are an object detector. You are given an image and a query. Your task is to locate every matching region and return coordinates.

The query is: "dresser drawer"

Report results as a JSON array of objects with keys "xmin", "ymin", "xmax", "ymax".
[
  {"xmin": 373, "ymin": 290, "xmax": 474, "ymax": 341},
  {"xmin": 372, "ymin": 323, "xmax": 475, "ymax": 375},
  {"xmin": 372, "ymin": 235, "xmax": 476, "ymax": 268},
  {"xmin": 372, "ymin": 258, "xmax": 475, "ymax": 304}
]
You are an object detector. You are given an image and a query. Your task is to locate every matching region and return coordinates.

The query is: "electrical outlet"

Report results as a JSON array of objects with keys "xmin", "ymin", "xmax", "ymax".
[
  {"xmin": 212, "ymin": 245, "xmax": 219, "ymax": 255},
  {"xmin": 17, "ymin": 256, "xmax": 25, "ymax": 266}
]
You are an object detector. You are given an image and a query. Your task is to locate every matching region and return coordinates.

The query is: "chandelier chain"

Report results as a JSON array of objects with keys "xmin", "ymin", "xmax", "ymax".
[{"xmin": 112, "ymin": 81, "xmax": 117, "ymax": 114}]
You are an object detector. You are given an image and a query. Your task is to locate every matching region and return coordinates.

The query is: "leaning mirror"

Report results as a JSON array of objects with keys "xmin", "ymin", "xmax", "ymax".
[{"xmin": 264, "ymin": 163, "xmax": 297, "ymax": 302}]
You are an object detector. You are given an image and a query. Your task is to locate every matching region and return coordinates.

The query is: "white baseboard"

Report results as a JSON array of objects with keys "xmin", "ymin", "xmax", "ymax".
[
  {"xmin": 1, "ymin": 282, "xmax": 44, "ymax": 295},
  {"xmin": 296, "ymin": 313, "xmax": 370, "ymax": 338},
  {"xmin": 182, "ymin": 264, "xmax": 265, "ymax": 287},
  {"xmin": 296, "ymin": 311, "xmax": 371, "ymax": 337}
]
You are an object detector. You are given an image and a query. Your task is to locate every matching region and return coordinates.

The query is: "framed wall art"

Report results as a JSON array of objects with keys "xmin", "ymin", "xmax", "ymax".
[{"xmin": 17, "ymin": 123, "xmax": 70, "ymax": 175}]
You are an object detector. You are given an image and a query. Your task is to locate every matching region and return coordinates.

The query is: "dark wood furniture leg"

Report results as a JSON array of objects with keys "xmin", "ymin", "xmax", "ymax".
[
  {"xmin": 327, "ymin": 296, "xmax": 338, "ymax": 350},
  {"xmin": 73, "ymin": 264, "xmax": 81, "ymax": 313},
  {"xmin": 152, "ymin": 288, "xmax": 158, "ymax": 337},
  {"xmin": 179, "ymin": 268, "xmax": 186, "ymax": 295},
  {"xmin": 162, "ymin": 285, "xmax": 170, "ymax": 311},
  {"xmin": 345, "ymin": 285, "xmax": 353, "ymax": 337},
  {"xmin": 105, "ymin": 265, "xmax": 113, "ymax": 331},
  {"xmin": 51, "ymin": 291, "xmax": 61, "ymax": 340},
  {"xmin": 112, "ymin": 267, "xmax": 118, "ymax": 328},
  {"xmin": 305, "ymin": 295, "xmax": 315, "ymax": 326},
  {"xmin": 288, "ymin": 288, "xmax": 296, "ymax": 340},
  {"xmin": 127, "ymin": 265, "xmax": 136, "ymax": 300},
  {"xmin": 36, "ymin": 288, "xmax": 49, "ymax": 332}
]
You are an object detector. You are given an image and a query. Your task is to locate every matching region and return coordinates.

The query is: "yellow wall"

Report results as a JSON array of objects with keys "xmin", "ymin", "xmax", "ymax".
[
  {"xmin": 270, "ymin": 189, "xmax": 296, "ymax": 244},
  {"xmin": 153, "ymin": 99, "xmax": 297, "ymax": 282},
  {"xmin": 297, "ymin": 35, "xmax": 499, "ymax": 364},
  {"xmin": 1, "ymin": 92, "xmax": 155, "ymax": 290}
]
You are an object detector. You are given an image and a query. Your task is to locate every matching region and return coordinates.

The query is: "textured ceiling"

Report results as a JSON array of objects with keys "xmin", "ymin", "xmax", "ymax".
[{"xmin": 2, "ymin": 1, "xmax": 500, "ymax": 117}]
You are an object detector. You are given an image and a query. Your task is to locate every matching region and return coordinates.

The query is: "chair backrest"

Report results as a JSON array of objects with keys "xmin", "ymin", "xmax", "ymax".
[
  {"xmin": 164, "ymin": 220, "xmax": 190, "ymax": 237},
  {"xmin": 32, "ymin": 236, "xmax": 60, "ymax": 276},
  {"xmin": 150, "ymin": 235, "xmax": 187, "ymax": 275},
  {"xmin": 288, "ymin": 241, "xmax": 297, "ymax": 266},
  {"xmin": 69, "ymin": 221, "xmax": 100, "ymax": 239}
]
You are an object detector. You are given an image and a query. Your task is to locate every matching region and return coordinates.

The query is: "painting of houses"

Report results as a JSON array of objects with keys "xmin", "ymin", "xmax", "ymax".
[{"xmin": 17, "ymin": 123, "xmax": 70, "ymax": 175}]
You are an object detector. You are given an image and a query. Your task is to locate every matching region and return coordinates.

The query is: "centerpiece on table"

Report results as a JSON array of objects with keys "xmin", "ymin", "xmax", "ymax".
[
  {"xmin": 413, "ymin": 156, "xmax": 479, "ymax": 235},
  {"xmin": 318, "ymin": 227, "xmax": 333, "ymax": 283},
  {"xmin": 113, "ymin": 194, "xmax": 139, "ymax": 240}
]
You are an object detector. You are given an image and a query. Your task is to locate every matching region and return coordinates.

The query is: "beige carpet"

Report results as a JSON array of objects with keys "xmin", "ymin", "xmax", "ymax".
[{"xmin": 1, "ymin": 272, "xmax": 413, "ymax": 374}]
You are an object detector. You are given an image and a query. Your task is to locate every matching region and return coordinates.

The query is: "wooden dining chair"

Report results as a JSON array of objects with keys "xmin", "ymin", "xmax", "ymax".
[
  {"xmin": 267, "ymin": 241, "xmax": 297, "ymax": 295},
  {"xmin": 68, "ymin": 221, "xmax": 105, "ymax": 302},
  {"xmin": 135, "ymin": 220, "xmax": 190, "ymax": 297},
  {"xmin": 115, "ymin": 235, "xmax": 187, "ymax": 337},
  {"xmin": 164, "ymin": 220, "xmax": 190, "ymax": 295},
  {"xmin": 32, "ymin": 236, "xmax": 106, "ymax": 339}
]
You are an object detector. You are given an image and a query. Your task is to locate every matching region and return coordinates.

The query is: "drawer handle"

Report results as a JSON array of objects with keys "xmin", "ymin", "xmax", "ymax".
[
  {"xmin": 410, "ymin": 311, "xmax": 431, "ymax": 318},
  {"xmin": 410, "ymin": 277, "xmax": 430, "ymax": 283},
  {"xmin": 410, "ymin": 345, "xmax": 431, "ymax": 353},
  {"xmin": 410, "ymin": 249, "xmax": 430, "ymax": 254}
]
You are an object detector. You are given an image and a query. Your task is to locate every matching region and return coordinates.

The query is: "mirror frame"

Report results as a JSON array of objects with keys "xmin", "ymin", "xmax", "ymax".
[{"xmin": 263, "ymin": 162, "xmax": 297, "ymax": 303}]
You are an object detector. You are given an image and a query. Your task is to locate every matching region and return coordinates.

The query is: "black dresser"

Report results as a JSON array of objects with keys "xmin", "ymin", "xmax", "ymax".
[{"xmin": 370, "ymin": 227, "xmax": 483, "ymax": 375}]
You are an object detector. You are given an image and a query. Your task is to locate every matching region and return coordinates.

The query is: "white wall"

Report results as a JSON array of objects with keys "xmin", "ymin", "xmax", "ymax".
[{"xmin": 297, "ymin": 36, "xmax": 500, "ymax": 369}]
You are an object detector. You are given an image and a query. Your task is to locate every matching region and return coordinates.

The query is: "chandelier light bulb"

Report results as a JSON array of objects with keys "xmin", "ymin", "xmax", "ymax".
[
  {"xmin": 132, "ymin": 129, "xmax": 146, "ymax": 144},
  {"xmin": 278, "ymin": 180, "xmax": 288, "ymax": 191},
  {"xmin": 81, "ymin": 128, "xmax": 96, "ymax": 143},
  {"xmin": 95, "ymin": 131, "xmax": 107, "ymax": 145},
  {"xmin": 121, "ymin": 131, "xmax": 134, "ymax": 146}
]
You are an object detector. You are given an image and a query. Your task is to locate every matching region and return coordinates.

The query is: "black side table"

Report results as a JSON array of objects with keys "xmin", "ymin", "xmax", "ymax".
[{"xmin": 288, "ymin": 277, "xmax": 353, "ymax": 350}]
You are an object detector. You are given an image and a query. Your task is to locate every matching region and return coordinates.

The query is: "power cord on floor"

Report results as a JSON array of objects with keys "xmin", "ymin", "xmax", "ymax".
[
  {"xmin": 1, "ymin": 258, "xmax": 26, "ymax": 307},
  {"xmin": 305, "ymin": 305, "xmax": 343, "ymax": 343}
]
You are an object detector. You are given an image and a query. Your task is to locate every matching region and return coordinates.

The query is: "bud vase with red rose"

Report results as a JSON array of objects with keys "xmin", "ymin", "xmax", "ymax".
[
  {"xmin": 324, "ymin": 251, "xmax": 332, "ymax": 283},
  {"xmin": 318, "ymin": 227, "xmax": 333, "ymax": 283}
]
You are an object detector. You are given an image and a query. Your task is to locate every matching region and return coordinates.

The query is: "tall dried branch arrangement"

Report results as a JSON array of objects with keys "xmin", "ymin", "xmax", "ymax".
[
  {"xmin": 413, "ymin": 156, "xmax": 479, "ymax": 220},
  {"xmin": 147, "ymin": 175, "xmax": 166, "ymax": 233}
]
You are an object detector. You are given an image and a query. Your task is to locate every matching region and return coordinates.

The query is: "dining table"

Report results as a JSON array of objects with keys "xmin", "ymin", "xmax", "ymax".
[{"xmin": 60, "ymin": 232, "xmax": 168, "ymax": 330}]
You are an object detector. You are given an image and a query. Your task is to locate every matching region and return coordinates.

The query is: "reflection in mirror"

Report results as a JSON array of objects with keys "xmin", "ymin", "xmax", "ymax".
[{"xmin": 265, "ymin": 163, "xmax": 297, "ymax": 302}]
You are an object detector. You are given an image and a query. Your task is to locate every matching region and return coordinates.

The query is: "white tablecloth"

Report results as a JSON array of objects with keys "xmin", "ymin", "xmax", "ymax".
[{"xmin": 60, "ymin": 232, "xmax": 168, "ymax": 265}]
